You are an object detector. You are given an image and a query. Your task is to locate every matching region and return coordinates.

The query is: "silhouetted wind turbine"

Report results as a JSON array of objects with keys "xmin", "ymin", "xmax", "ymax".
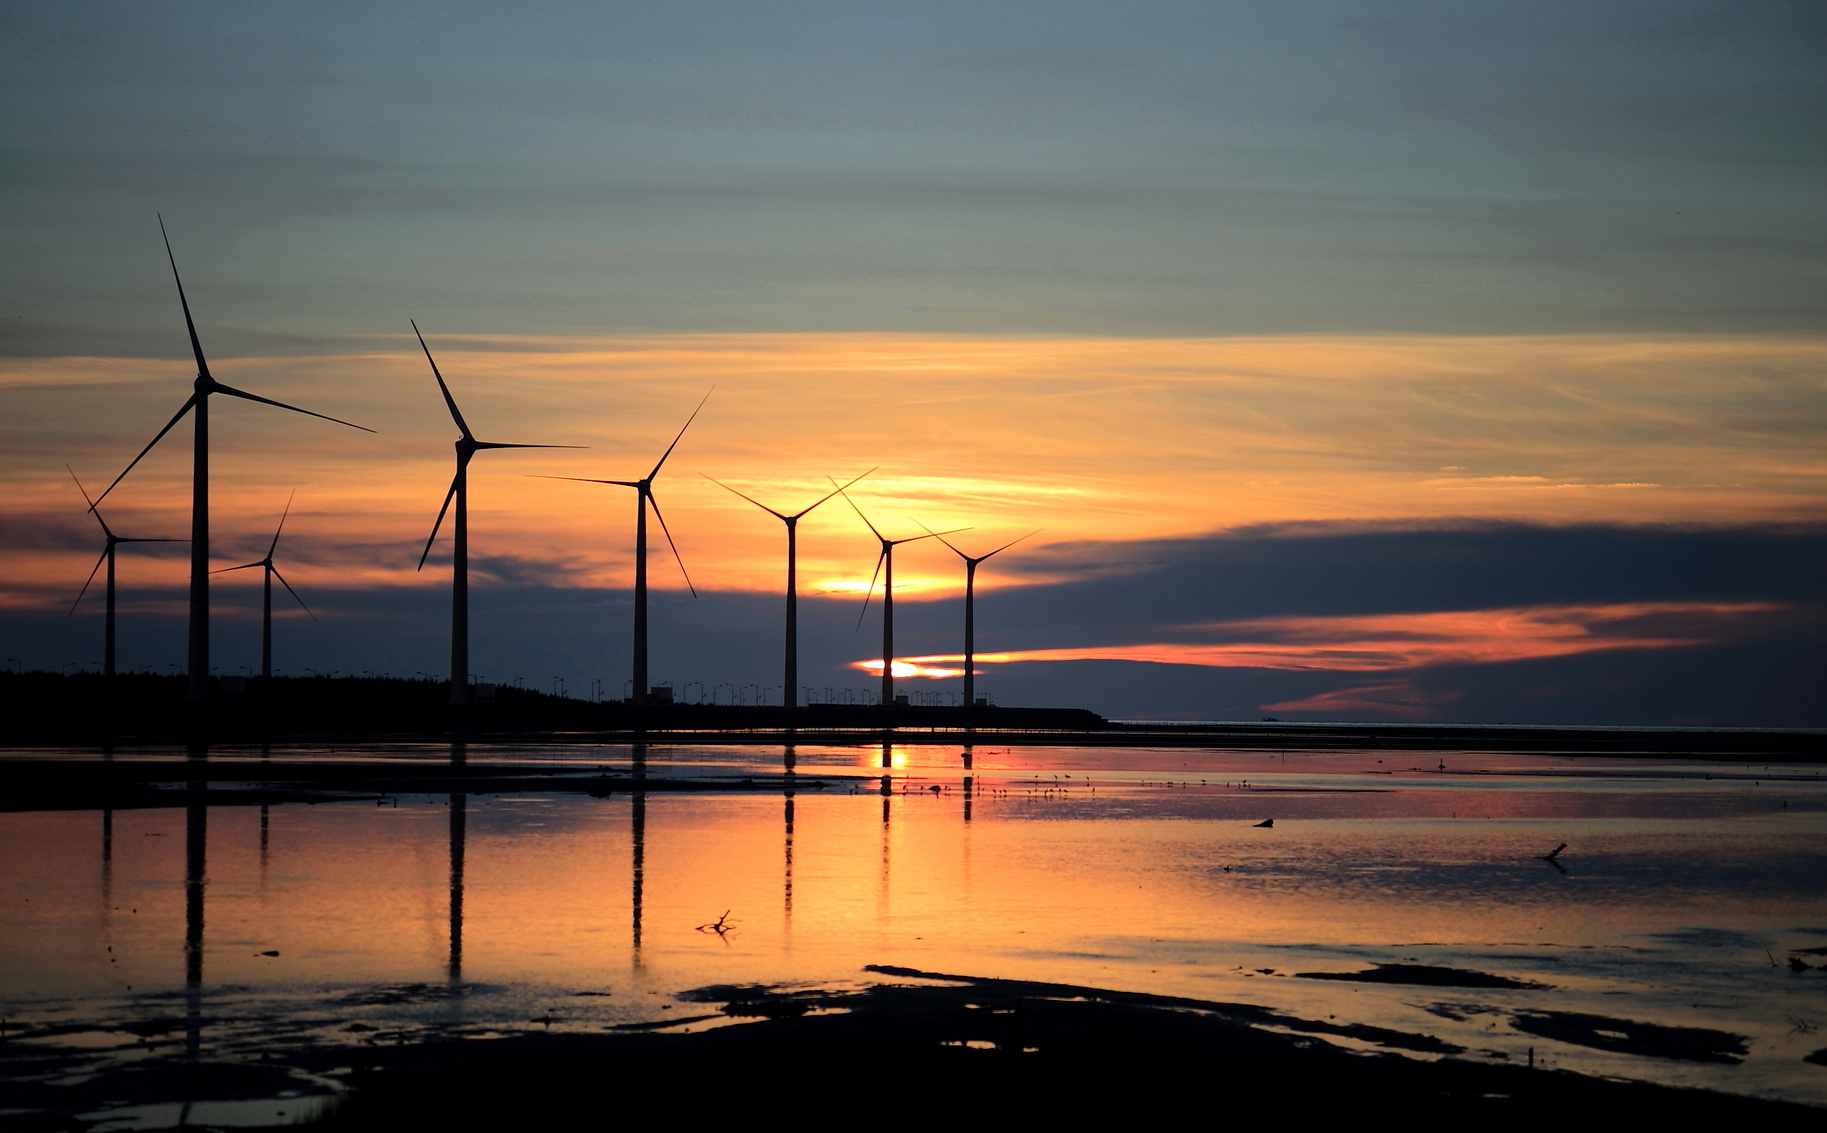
[
  {"xmin": 539, "ymin": 392, "xmax": 710, "ymax": 707},
  {"xmin": 922, "ymin": 525, "xmax": 1039, "ymax": 710},
  {"xmin": 835, "ymin": 484, "xmax": 965, "ymax": 708},
  {"xmin": 67, "ymin": 467, "xmax": 183, "ymax": 677},
  {"xmin": 702, "ymin": 468, "xmax": 873, "ymax": 708},
  {"xmin": 413, "ymin": 321, "xmax": 582, "ymax": 704},
  {"xmin": 91, "ymin": 218, "xmax": 373, "ymax": 702},
  {"xmin": 212, "ymin": 492, "xmax": 314, "ymax": 679}
]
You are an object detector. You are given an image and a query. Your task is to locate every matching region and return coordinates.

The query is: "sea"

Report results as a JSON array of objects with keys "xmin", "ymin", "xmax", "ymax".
[{"xmin": 3, "ymin": 739, "xmax": 1826, "ymax": 1125}]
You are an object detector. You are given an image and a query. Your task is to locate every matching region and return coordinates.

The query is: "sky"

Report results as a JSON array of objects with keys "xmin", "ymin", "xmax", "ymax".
[{"xmin": 2, "ymin": 1, "xmax": 1823, "ymax": 723}]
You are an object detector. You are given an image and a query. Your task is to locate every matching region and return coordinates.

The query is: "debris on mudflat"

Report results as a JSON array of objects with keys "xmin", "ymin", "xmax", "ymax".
[{"xmin": 696, "ymin": 910, "xmax": 737, "ymax": 937}]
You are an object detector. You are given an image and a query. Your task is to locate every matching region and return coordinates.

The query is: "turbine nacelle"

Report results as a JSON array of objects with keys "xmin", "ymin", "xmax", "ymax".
[
  {"xmin": 535, "ymin": 389, "xmax": 713, "ymax": 599},
  {"xmin": 66, "ymin": 466, "xmax": 185, "ymax": 618},
  {"xmin": 413, "ymin": 323, "xmax": 583, "ymax": 571},
  {"xmin": 703, "ymin": 468, "xmax": 875, "ymax": 527}
]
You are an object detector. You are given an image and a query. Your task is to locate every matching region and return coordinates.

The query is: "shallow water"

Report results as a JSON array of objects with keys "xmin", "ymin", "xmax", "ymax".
[{"xmin": 4, "ymin": 742, "xmax": 1827, "ymax": 1121}]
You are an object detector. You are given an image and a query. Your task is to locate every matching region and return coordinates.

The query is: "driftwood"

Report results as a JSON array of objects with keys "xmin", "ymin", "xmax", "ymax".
[{"xmin": 696, "ymin": 910, "xmax": 737, "ymax": 938}]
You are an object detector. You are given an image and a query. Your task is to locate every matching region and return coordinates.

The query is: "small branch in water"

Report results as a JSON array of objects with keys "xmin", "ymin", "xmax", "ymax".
[
  {"xmin": 1538, "ymin": 843, "xmax": 1567, "ymax": 861},
  {"xmin": 696, "ymin": 910, "xmax": 737, "ymax": 938}
]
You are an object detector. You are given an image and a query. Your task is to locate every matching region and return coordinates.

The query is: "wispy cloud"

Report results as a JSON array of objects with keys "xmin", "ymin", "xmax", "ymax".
[
  {"xmin": 852, "ymin": 659, "xmax": 967, "ymax": 679},
  {"xmin": 1260, "ymin": 681, "xmax": 1460, "ymax": 719},
  {"xmin": 884, "ymin": 602, "xmax": 1780, "ymax": 676}
]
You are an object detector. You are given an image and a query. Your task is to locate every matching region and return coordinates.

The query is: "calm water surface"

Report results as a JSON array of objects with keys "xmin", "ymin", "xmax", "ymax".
[{"xmin": 4, "ymin": 742, "xmax": 1826, "ymax": 1117}]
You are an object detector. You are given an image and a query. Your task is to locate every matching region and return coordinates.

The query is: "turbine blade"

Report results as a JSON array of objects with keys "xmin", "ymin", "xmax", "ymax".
[
  {"xmin": 981, "ymin": 529, "xmax": 1042, "ymax": 561},
  {"xmin": 700, "ymin": 474, "xmax": 787, "ymax": 519},
  {"xmin": 646, "ymin": 387, "xmax": 713, "ymax": 481},
  {"xmin": 856, "ymin": 549, "xmax": 886, "ymax": 631},
  {"xmin": 69, "ymin": 549, "xmax": 108, "ymax": 616},
  {"xmin": 91, "ymin": 394, "xmax": 197, "ymax": 508},
  {"xmin": 529, "ymin": 475, "xmax": 641, "ymax": 487},
  {"xmin": 209, "ymin": 562, "xmax": 264, "ymax": 574},
  {"xmin": 418, "ymin": 469, "xmax": 461, "ymax": 570},
  {"xmin": 271, "ymin": 566, "xmax": 317, "ymax": 622},
  {"xmin": 158, "ymin": 214, "xmax": 211, "ymax": 381},
  {"xmin": 412, "ymin": 320, "xmax": 473, "ymax": 439},
  {"xmin": 211, "ymin": 381, "xmax": 374, "ymax": 432},
  {"xmin": 895, "ymin": 526, "xmax": 970, "ymax": 545},
  {"xmin": 67, "ymin": 466, "xmax": 114, "ymax": 539},
  {"xmin": 792, "ymin": 467, "xmax": 876, "ymax": 520},
  {"xmin": 832, "ymin": 478, "xmax": 884, "ymax": 541},
  {"xmin": 915, "ymin": 518, "xmax": 967, "ymax": 559},
  {"xmin": 473, "ymin": 441, "xmax": 585, "ymax": 450},
  {"xmin": 267, "ymin": 489, "xmax": 296, "ymax": 558},
  {"xmin": 646, "ymin": 490, "xmax": 697, "ymax": 598}
]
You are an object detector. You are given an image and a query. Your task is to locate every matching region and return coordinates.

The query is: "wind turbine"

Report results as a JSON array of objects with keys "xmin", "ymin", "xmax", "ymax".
[
  {"xmin": 67, "ymin": 467, "xmax": 183, "ymax": 677},
  {"xmin": 922, "ymin": 525, "xmax": 1039, "ymax": 709},
  {"xmin": 413, "ymin": 321, "xmax": 582, "ymax": 705},
  {"xmin": 539, "ymin": 391, "xmax": 710, "ymax": 707},
  {"xmin": 835, "ymin": 483, "xmax": 965, "ymax": 708},
  {"xmin": 212, "ymin": 492, "xmax": 314, "ymax": 679},
  {"xmin": 701, "ymin": 468, "xmax": 874, "ymax": 708},
  {"xmin": 91, "ymin": 217, "xmax": 373, "ymax": 702}
]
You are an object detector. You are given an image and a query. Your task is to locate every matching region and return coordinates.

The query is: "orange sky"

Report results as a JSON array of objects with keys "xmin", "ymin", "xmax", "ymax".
[{"xmin": 6, "ymin": 331, "xmax": 1823, "ymax": 615}]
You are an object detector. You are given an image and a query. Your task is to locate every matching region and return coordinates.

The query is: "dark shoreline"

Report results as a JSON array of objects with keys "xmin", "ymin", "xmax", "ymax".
[
  {"xmin": 6, "ymin": 721, "xmax": 1821, "ymax": 758},
  {"xmin": 3, "ymin": 672, "xmax": 1822, "ymax": 759}
]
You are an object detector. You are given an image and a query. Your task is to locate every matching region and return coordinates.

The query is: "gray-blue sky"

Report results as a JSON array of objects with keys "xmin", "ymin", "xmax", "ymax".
[{"xmin": 4, "ymin": 0, "xmax": 1823, "ymax": 356}]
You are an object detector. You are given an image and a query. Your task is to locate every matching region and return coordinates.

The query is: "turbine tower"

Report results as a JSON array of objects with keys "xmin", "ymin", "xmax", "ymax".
[
  {"xmin": 91, "ymin": 218, "xmax": 373, "ymax": 702},
  {"xmin": 923, "ymin": 526, "xmax": 1038, "ymax": 709},
  {"xmin": 413, "ymin": 322, "xmax": 581, "ymax": 704},
  {"xmin": 702, "ymin": 468, "xmax": 873, "ymax": 708},
  {"xmin": 67, "ymin": 467, "xmax": 183, "ymax": 677},
  {"xmin": 213, "ymin": 492, "xmax": 315, "ymax": 679},
  {"xmin": 835, "ymin": 484, "xmax": 963, "ymax": 708},
  {"xmin": 540, "ymin": 392, "xmax": 709, "ymax": 707}
]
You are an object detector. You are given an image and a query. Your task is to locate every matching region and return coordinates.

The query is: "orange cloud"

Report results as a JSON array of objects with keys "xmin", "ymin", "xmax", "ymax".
[
  {"xmin": 1261, "ymin": 682, "xmax": 1461, "ymax": 719},
  {"xmin": 888, "ymin": 602, "xmax": 1779, "ymax": 674},
  {"xmin": 5, "ymin": 332, "xmax": 1824, "ymax": 608},
  {"xmin": 852, "ymin": 659, "xmax": 968, "ymax": 679}
]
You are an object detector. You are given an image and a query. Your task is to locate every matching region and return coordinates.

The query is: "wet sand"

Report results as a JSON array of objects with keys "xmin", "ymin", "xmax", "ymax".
[
  {"xmin": 0, "ymin": 756, "xmax": 848, "ymax": 812},
  {"xmin": 4, "ymin": 967, "xmax": 1819, "ymax": 1127}
]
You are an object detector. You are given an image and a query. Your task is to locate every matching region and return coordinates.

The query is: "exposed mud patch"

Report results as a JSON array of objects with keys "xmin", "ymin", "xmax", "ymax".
[
  {"xmin": 1296, "ymin": 964, "xmax": 1549, "ymax": 990},
  {"xmin": 1509, "ymin": 1011, "xmax": 1748, "ymax": 1063}
]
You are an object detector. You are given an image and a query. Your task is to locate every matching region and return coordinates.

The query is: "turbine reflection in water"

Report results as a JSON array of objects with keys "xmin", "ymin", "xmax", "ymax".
[
  {"xmin": 782, "ymin": 744, "xmax": 795, "ymax": 941},
  {"xmin": 184, "ymin": 742, "xmax": 205, "ymax": 1059},
  {"xmin": 448, "ymin": 741, "xmax": 466, "ymax": 984},
  {"xmin": 631, "ymin": 743, "xmax": 646, "ymax": 966}
]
